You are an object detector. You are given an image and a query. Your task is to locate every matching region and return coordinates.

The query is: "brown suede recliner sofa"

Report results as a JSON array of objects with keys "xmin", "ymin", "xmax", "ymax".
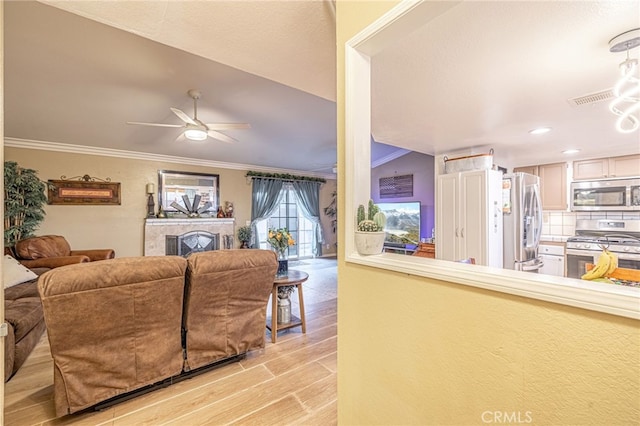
[
  {"xmin": 3, "ymin": 235, "xmax": 115, "ymax": 382},
  {"xmin": 13, "ymin": 235, "xmax": 115, "ymax": 269},
  {"xmin": 4, "ymin": 267, "xmax": 49, "ymax": 382},
  {"xmin": 38, "ymin": 249, "xmax": 277, "ymax": 417}
]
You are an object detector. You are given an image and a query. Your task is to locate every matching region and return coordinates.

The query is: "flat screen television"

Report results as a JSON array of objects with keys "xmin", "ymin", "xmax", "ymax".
[{"xmin": 376, "ymin": 202, "xmax": 421, "ymax": 246}]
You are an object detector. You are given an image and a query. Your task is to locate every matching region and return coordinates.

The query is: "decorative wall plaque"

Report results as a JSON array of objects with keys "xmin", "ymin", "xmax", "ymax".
[{"xmin": 48, "ymin": 175, "xmax": 121, "ymax": 205}]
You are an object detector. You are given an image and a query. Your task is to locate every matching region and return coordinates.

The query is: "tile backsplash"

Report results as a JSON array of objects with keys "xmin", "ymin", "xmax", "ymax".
[{"xmin": 542, "ymin": 211, "xmax": 640, "ymax": 237}]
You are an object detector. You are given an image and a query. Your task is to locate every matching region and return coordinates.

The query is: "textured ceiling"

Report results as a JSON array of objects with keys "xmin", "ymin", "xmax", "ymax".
[
  {"xmin": 372, "ymin": 0, "xmax": 640, "ymax": 166},
  {"xmin": 4, "ymin": 1, "xmax": 338, "ymax": 175},
  {"xmin": 40, "ymin": 0, "xmax": 337, "ymax": 102},
  {"xmin": 4, "ymin": 1, "xmax": 639, "ymax": 175}
]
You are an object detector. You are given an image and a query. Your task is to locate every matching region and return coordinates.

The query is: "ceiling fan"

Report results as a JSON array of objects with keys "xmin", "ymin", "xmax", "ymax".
[{"xmin": 127, "ymin": 89, "xmax": 250, "ymax": 143}]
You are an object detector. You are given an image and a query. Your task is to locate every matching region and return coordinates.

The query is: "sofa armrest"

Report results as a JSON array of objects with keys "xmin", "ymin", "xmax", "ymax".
[
  {"xmin": 20, "ymin": 256, "xmax": 90, "ymax": 269},
  {"xmin": 70, "ymin": 249, "xmax": 115, "ymax": 261}
]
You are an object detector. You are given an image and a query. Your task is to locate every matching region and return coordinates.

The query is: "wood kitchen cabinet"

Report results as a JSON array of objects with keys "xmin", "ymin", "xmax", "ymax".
[
  {"xmin": 514, "ymin": 162, "xmax": 567, "ymax": 210},
  {"xmin": 435, "ymin": 169, "xmax": 503, "ymax": 267},
  {"xmin": 513, "ymin": 165, "xmax": 538, "ymax": 176},
  {"xmin": 573, "ymin": 154, "xmax": 640, "ymax": 180},
  {"xmin": 538, "ymin": 162, "xmax": 567, "ymax": 210}
]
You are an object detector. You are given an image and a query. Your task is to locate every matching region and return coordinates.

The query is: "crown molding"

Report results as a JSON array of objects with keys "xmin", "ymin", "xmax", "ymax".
[
  {"xmin": 5, "ymin": 137, "xmax": 336, "ymax": 180},
  {"xmin": 371, "ymin": 147, "xmax": 411, "ymax": 168}
]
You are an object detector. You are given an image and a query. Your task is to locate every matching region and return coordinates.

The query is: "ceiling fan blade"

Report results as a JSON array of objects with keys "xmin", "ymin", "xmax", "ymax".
[
  {"xmin": 127, "ymin": 121, "xmax": 184, "ymax": 128},
  {"xmin": 207, "ymin": 130, "xmax": 237, "ymax": 144},
  {"xmin": 170, "ymin": 108, "xmax": 197, "ymax": 125},
  {"xmin": 204, "ymin": 123, "xmax": 251, "ymax": 130}
]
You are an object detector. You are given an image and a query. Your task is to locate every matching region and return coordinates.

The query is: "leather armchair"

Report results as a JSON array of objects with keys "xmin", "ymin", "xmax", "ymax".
[{"xmin": 13, "ymin": 235, "xmax": 115, "ymax": 269}]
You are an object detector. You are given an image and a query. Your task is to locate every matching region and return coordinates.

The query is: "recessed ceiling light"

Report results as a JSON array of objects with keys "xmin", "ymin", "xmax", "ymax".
[
  {"xmin": 562, "ymin": 149, "xmax": 580, "ymax": 155},
  {"xmin": 529, "ymin": 127, "xmax": 552, "ymax": 135}
]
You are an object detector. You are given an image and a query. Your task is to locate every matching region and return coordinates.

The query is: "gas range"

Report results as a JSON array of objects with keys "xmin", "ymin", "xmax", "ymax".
[
  {"xmin": 566, "ymin": 219, "xmax": 640, "ymax": 254},
  {"xmin": 565, "ymin": 219, "xmax": 640, "ymax": 280}
]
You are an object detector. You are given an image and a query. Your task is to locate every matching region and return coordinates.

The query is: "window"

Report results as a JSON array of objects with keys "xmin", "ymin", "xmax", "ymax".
[{"xmin": 256, "ymin": 184, "xmax": 315, "ymax": 259}]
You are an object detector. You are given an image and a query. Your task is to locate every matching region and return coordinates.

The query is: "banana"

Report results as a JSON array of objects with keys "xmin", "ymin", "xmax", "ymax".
[
  {"xmin": 581, "ymin": 250, "xmax": 611, "ymax": 280},
  {"xmin": 605, "ymin": 249, "xmax": 618, "ymax": 277}
]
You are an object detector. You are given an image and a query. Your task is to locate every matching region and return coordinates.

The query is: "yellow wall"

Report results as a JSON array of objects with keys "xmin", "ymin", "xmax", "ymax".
[
  {"xmin": 5, "ymin": 147, "xmax": 337, "ymax": 257},
  {"xmin": 336, "ymin": 2, "xmax": 639, "ymax": 425}
]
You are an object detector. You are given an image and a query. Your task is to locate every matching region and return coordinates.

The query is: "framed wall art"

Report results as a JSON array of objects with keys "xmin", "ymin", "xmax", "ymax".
[{"xmin": 48, "ymin": 175, "xmax": 121, "ymax": 205}]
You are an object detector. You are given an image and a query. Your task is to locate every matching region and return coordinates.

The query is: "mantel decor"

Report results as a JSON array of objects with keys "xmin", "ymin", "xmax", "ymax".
[
  {"xmin": 48, "ymin": 175, "xmax": 121, "ymax": 205},
  {"xmin": 159, "ymin": 170, "xmax": 218, "ymax": 215}
]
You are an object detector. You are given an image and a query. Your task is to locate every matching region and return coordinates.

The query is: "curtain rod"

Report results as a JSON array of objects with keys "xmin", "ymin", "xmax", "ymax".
[{"xmin": 245, "ymin": 172, "xmax": 326, "ymax": 184}]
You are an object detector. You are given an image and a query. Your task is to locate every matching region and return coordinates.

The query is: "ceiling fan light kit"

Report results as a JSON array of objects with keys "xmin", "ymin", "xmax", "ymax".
[
  {"xmin": 127, "ymin": 89, "xmax": 249, "ymax": 143},
  {"xmin": 184, "ymin": 128, "xmax": 208, "ymax": 141},
  {"xmin": 608, "ymin": 28, "xmax": 640, "ymax": 133}
]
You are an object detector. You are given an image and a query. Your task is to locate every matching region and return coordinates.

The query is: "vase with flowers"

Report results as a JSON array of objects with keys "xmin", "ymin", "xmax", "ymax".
[{"xmin": 267, "ymin": 227, "xmax": 295, "ymax": 277}]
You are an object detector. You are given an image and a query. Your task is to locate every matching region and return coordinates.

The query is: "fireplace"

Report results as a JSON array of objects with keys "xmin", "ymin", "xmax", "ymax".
[
  {"xmin": 166, "ymin": 231, "xmax": 219, "ymax": 257},
  {"xmin": 144, "ymin": 218, "xmax": 235, "ymax": 256}
]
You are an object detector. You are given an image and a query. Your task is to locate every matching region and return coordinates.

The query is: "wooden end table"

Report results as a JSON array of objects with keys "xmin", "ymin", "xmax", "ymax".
[{"xmin": 266, "ymin": 269, "xmax": 309, "ymax": 343}]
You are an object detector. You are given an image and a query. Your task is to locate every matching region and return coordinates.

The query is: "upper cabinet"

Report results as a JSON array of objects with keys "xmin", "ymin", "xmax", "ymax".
[
  {"xmin": 514, "ymin": 162, "xmax": 567, "ymax": 211},
  {"xmin": 573, "ymin": 154, "xmax": 640, "ymax": 180},
  {"xmin": 512, "ymin": 165, "xmax": 538, "ymax": 176},
  {"xmin": 538, "ymin": 163, "xmax": 567, "ymax": 210}
]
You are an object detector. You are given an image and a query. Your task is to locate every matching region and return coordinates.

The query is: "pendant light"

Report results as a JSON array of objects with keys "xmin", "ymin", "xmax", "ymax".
[{"xmin": 608, "ymin": 28, "xmax": 640, "ymax": 133}]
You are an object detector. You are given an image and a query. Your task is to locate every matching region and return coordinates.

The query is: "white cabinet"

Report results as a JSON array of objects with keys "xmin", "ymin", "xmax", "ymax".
[
  {"xmin": 539, "ymin": 244, "xmax": 565, "ymax": 277},
  {"xmin": 436, "ymin": 169, "xmax": 503, "ymax": 267}
]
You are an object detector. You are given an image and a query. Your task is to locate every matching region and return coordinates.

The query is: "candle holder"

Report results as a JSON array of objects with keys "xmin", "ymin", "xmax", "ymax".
[{"xmin": 146, "ymin": 183, "xmax": 156, "ymax": 218}]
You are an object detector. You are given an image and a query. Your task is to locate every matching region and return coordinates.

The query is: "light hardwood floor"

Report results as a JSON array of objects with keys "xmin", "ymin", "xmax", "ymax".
[{"xmin": 4, "ymin": 257, "xmax": 337, "ymax": 426}]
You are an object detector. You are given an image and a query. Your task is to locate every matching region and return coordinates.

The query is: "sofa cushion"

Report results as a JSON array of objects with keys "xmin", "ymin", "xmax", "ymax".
[
  {"xmin": 5, "ymin": 278, "xmax": 40, "ymax": 301},
  {"xmin": 15, "ymin": 235, "xmax": 71, "ymax": 260},
  {"xmin": 3, "ymin": 255, "xmax": 38, "ymax": 288},
  {"xmin": 5, "ymin": 296, "xmax": 44, "ymax": 341}
]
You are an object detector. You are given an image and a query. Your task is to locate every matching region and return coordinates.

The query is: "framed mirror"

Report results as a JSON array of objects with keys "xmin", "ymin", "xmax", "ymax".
[{"xmin": 158, "ymin": 170, "xmax": 219, "ymax": 215}]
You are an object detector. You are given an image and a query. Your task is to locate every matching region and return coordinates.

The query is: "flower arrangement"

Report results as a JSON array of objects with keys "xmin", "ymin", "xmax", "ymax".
[
  {"xmin": 267, "ymin": 227, "xmax": 296, "ymax": 254},
  {"xmin": 356, "ymin": 199, "xmax": 386, "ymax": 232}
]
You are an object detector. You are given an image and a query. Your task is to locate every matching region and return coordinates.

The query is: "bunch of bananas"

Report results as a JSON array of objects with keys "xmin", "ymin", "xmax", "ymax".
[{"xmin": 581, "ymin": 249, "xmax": 618, "ymax": 280}]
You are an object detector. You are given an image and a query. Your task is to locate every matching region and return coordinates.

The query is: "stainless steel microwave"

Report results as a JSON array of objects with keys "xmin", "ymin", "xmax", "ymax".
[{"xmin": 570, "ymin": 178, "xmax": 640, "ymax": 211}]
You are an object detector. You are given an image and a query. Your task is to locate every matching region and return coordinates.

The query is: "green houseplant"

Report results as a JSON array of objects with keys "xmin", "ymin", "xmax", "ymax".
[
  {"xmin": 237, "ymin": 225, "xmax": 252, "ymax": 248},
  {"xmin": 4, "ymin": 161, "xmax": 47, "ymax": 248},
  {"xmin": 354, "ymin": 199, "xmax": 386, "ymax": 255}
]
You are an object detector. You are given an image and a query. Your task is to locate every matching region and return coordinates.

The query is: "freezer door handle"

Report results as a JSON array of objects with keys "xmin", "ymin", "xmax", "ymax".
[
  {"xmin": 522, "ymin": 258, "xmax": 544, "ymax": 271},
  {"xmin": 532, "ymin": 183, "xmax": 543, "ymax": 248}
]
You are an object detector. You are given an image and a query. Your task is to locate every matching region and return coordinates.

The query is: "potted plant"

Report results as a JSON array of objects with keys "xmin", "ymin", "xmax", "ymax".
[
  {"xmin": 237, "ymin": 225, "xmax": 252, "ymax": 249},
  {"xmin": 4, "ymin": 161, "xmax": 47, "ymax": 249},
  {"xmin": 354, "ymin": 199, "xmax": 387, "ymax": 255}
]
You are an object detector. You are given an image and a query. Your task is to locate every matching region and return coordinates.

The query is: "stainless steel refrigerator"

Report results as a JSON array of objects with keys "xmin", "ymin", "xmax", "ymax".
[{"xmin": 502, "ymin": 173, "xmax": 543, "ymax": 272}]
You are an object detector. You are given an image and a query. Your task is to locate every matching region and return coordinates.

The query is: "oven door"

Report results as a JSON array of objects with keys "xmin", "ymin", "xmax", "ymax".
[
  {"xmin": 566, "ymin": 248, "xmax": 640, "ymax": 279},
  {"xmin": 566, "ymin": 249, "xmax": 598, "ymax": 279}
]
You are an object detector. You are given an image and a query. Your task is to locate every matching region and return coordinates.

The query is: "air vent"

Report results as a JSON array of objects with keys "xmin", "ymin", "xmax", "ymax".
[{"xmin": 567, "ymin": 89, "xmax": 614, "ymax": 107}]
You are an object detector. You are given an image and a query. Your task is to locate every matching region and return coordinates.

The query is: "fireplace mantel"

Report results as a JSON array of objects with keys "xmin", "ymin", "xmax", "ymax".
[{"xmin": 144, "ymin": 218, "xmax": 236, "ymax": 256}]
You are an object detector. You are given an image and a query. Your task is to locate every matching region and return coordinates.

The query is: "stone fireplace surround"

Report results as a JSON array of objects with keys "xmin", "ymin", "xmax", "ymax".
[{"xmin": 144, "ymin": 218, "xmax": 235, "ymax": 256}]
